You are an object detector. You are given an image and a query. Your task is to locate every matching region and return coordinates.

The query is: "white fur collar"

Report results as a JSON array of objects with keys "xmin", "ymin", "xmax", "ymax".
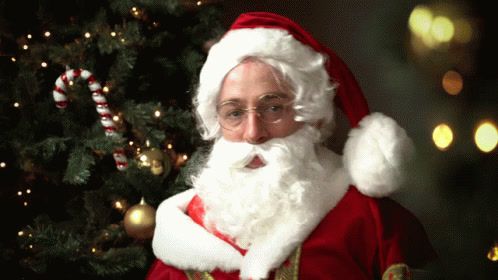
[{"xmin": 151, "ymin": 147, "xmax": 349, "ymax": 279}]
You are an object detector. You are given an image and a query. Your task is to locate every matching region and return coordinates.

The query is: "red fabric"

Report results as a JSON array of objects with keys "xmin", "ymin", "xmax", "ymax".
[
  {"xmin": 146, "ymin": 187, "xmax": 436, "ymax": 279},
  {"xmin": 229, "ymin": 12, "xmax": 370, "ymax": 128}
]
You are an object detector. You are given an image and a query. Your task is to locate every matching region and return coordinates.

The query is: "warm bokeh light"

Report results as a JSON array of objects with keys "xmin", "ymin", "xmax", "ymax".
[
  {"xmin": 432, "ymin": 123, "xmax": 454, "ymax": 151},
  {"xmin": 408, "ymin": 5, "xmax": 433, "ymax": 37},
  {"xmin": 17, "ymin": 191, "xmax": 22, "ymax": 196},
  {"xmin": 27, "ymin": 34, "xmax": 32, "ymax": 39},
  {"xmin": 431, "ymin": 16, "xmax": 454, "ymax": 43},
  {"xmin": 41, "ymin": 62, "xmax": 48, "ymax": 68},
  {"xmin": 129, "ymin": 141, "xmax": 134, "ymax": 146},
  {"xmin": 26, "ymin": 189, "xmax": 31, "ymax": 194},
  {"xmin": 18, "ymin": 231, "xmax": 24, "ymax": 237},
  {"xmin": 110, "ymin": 32, "xmax": 116, "ymax": 37},
  {"xmin": 167, "ymin": 143, "xmax": 173, "ymax": 149},
  {"xmin": 23, "ymin": 202, "xmax": 28, "ymax": 207},
  {"xmin": 0, "ymin": 162, "xmax": 6, "ymax": 168},
  {"xmin": 84, "ymin": 32, "xmax": 91, "ymax": 38},
  {"xmin": 22, "ymin": 44, "xmax": 29, "ymax": 50},
  {"xmin": 103, "ymin": 86, "xmax": 109, "ymax": 93},
  {"xmin": 197, "ymin": 1, "xmax": 203, "ymax": 6},
  {"xmin": 474, "ymin": 121, "xmax": 498, "ymax": 153},
  {"xmin": 13, "ymin": 102, "xmax": 20, "ymax": 108},
  {"xmin": 11, "ymin": 57, "xmax": 16, "ymax": 62},
  {"xmin": 44, "ymin": 31, "xmax": 51, "ymax": 37},
  {"xmin": 442, "ymin": 70, "xmax": 463, "ymax": 95},
  {"xmin": 112, "ymin": 115, "xmax": 120, "ymax": 122},
  {"xmin": 154, "ymin": 110, "xmax": 161, "ymax": 118},
  {"xmin": 488, "ymin": 243, "xmax": 498, "ymax": 262}
]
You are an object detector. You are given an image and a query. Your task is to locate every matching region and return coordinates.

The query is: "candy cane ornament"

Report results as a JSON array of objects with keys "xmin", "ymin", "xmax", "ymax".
[{"xmin": 52, "ymin": 68, "xmax": 128, "ymax": 171}]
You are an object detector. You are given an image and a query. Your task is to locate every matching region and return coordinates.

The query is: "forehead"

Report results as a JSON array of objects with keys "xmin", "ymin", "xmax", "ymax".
[{"xmin": 218, "ymin": 59, "xmax": 292, "ymax": 103}]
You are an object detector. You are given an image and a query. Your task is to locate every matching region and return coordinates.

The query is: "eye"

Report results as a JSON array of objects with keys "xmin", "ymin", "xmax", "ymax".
[
  {"xmin": 223, "ymin": 108, "xmax": 245, "ymax": 119},
  {"xmin": 267, "ymin": 104, "xmax": 284, "ymax": 113}
]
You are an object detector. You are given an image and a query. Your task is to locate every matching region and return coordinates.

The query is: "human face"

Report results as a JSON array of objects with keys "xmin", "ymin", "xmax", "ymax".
[{"xmin": 218, "ymin": 60, "xmax": 303, "ymax": 145}]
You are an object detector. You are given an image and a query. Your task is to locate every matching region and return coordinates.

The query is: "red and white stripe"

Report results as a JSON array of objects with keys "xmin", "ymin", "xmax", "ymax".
[{"xmin": 52, "ymin": 68, "xmax": 128, "ymax": 171}]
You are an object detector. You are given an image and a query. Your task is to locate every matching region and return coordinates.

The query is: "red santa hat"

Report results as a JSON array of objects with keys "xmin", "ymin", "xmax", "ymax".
[{"xmin": 194, "ymin": 12, "xmax": 414, "ymax": 197}]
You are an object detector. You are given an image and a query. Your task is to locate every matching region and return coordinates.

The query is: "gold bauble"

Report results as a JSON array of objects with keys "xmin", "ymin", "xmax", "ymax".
[
  {"xmin": 123, "ymin": 198, "xmax": 156, "ymax": 239},
  {"xmin": 138, "ymin": 148, "xmax": 171, "ymax": 176}
]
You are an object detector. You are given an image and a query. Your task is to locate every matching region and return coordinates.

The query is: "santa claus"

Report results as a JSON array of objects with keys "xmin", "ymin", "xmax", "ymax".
[{"xmin": 147, "ymin": 12, "xmax": 436, "ymax": 280}]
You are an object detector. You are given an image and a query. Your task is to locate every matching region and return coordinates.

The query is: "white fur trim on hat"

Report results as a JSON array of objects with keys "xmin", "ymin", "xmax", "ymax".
[{"xmin": 343, "ymin": 113, "xmax": 415, "ymax": 197}]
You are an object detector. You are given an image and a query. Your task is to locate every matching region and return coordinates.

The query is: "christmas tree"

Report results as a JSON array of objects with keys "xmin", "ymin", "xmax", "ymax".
[{"xmin": 0, "ymin": 0, "xmax": 223, "ymax": 278}]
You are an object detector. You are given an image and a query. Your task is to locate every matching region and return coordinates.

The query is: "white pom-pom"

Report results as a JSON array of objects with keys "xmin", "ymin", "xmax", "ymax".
[{"xmin": 343, "ymin": 113, "xmax": 414, "ymax": 197}]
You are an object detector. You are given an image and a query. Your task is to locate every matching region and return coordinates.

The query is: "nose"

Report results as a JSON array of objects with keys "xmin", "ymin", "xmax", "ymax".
[{"xmin": 243, "ymin": 111, "xmax": 269, "ymax": 144}]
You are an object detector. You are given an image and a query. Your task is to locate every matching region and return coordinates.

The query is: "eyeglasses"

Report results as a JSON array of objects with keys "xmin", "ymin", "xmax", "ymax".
[{"xmin": 216, "ymin": 94, "xmax": 294, "ymax": 131}]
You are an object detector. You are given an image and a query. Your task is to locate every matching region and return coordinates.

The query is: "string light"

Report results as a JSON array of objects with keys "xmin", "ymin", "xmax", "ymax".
[
  {"xmin": 68, "ymin": 80, "xmax": 74, "ymax": 86},
  {"xmin": 27, "ymin": 34, "xmax": 32, "ymax": 39},
  {"xmin": 91, "ymin": 247, "xmax": 97, "ymax": 253},
  {"xmin": 167, "ymin": 144, "xmax": 173, "ymax": 149},
  {"xmin": 23, "ymin": 202, "xmax": 28, "ymax": 207},
  {"xmin": 18, "ymin": 231, "xmax": 24, "ymax": 237},
  {"xmin": 26, "ymin": 189, "xmax": 31, "ymax": 194},
  {"xmin": 10, "ymin": 57, "xmax": 16, "ymax": 62},
  {"xmin": 129, "ymin": 141, "xmax": 134, "ymax": 146},
  {"xmin": 41, "ymin": 62, "xmax": 48, "ymax": 68},
  {"xmin": 112, "ymin": 115, "xmax": 120, "ymax": 122},
  {"xmin": 114, "ymin": 200, "xmax": 125, "ymax": 210},
  {"xmin": 197, "ymin": 1, "xmax": 203, "ymax": 6},
  {"xmin": 28, "ymin": 244, "xmax": 33, "ymax": 249},
  {"xmin": 13, "ymin": 102, "xmax": 20, "ymax": 108},
  {"xmin": 110, "ymin": 32, "xmax": 116, "ymax": 37},
  {"xmin": 84, "ymin": 32, "xmax": 91, "ymax": 38},
  {"xmin": 145, "ymin": 140, "xmax": 150, "ymax": 147},
  {"xmin": 102, "ymin": 86, "xmax": 110, "ymax": 93},
  {"xmin": 0, "ymin": 162, "xmax": 6, "ymax": 168},
  {"xmin": 154, "ymin": 110, "xmax": 161, "ymax": 118},
  {"xmin": 44, "ymin": 31, "xmax": 51, "ymax": 38},
  {"xmin": 22, "ymin": 44, "xmax": 29, "ymax": 50},
  {"xmin": 17, "ymin": 191, "xmax": 22, "ymax": 196}
]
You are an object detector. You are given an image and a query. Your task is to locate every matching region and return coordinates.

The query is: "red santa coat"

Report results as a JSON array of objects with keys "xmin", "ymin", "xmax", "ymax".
[{"xmin": 146, "ymin": 186, "xmax": 436, "ymax": 279}]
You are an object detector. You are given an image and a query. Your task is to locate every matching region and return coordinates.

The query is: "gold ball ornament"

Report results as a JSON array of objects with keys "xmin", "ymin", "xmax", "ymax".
[
  {"xmin": 123, "ymin": 198, "xmax": 156, "ymax": 239},
  {"xmin": 138, "ymin": 148, "xmax": 171, "ymax": 176}
]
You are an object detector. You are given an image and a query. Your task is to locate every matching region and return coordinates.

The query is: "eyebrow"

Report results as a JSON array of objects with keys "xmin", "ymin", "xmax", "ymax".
[{"xmin": 218, "ymin": 92, "xmax": 291, "ymax": 106}]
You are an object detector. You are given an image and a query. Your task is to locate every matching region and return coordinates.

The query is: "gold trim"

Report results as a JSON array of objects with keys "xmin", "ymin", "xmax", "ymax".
[
  {"xmin": 185, "ymin": 270, "xmax": 215, "ymax": 280},
  {"xmin": 274, "ymin": 246, "xmax": 301, "ymax": 280},
  {"xmin": 382, "ymin": 263, "xmax": 412, "ymax": 280},
  {"xmin": 183, "ymin": 246, "xmax": 302, "ymax": 280}
]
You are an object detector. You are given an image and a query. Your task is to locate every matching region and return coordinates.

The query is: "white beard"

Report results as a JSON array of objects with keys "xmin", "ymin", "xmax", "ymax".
[{"xmin": 191, "ymin": 125, "xmax": 325, "ymax": 249}]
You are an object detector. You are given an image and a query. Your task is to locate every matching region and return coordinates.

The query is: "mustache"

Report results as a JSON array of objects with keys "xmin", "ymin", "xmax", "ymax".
[
  {"xmin": 208, "ymin": 139, "xmax": 265, "ymax": 169},
  {"xmin": 207, "ymin": 125, "xmax": 320, "ymax": 169}
]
